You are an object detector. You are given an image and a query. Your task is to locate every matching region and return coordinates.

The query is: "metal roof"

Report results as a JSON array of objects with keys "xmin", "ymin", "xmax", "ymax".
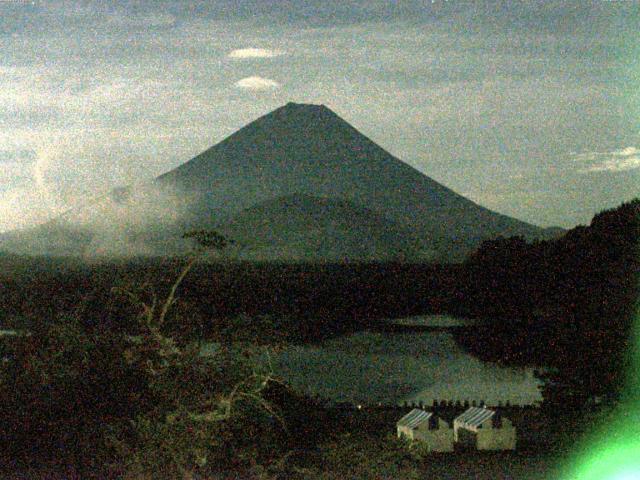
[
  {"xmin": 397, "ymin": 409, "xmax": 433, "ymax": 429},
  {"xmin": 454, "ymin": 407, "xmax": 495, "ymax": 429}
]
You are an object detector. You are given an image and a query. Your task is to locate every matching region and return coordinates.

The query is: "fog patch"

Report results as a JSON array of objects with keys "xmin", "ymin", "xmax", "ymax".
[
  {"xmin": 1, "ymin": 182, "xmax": 199, "ymax": 258},
  {"xmin": 67, "ymin": 183, "xmax": 197, "ymax": 258}
]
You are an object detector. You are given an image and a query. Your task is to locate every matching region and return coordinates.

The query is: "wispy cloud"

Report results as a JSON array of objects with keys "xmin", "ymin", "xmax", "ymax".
[
  {"xmin": 614, "ymin": 146, "xmax": 639, "ymax": 157},
  {"xmin": 0, "ymin": 149, "xmax": 35, "ymax": 186},
  {"xmin": 584, "ymin": 156, "xmax": 640, "ymax": 173},
  {"xmin": 228, "ymin": 48, "xmax": 284, "ymax": 59},
  {"xmin": 235, "ymin": 76, "xmax": 281, "ymax": 90},
  {"xmin": 0, "ymin": 146, "xmax": 61, "ymax": 230},
  {"xmin": 572, "ymin": 146, "xmax": 640, "ymax": 173}
]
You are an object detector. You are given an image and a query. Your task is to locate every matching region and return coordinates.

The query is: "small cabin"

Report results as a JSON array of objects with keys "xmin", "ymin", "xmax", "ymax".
[
  {"xmin": 453, "ymin": 407, "xmax": 516, "ymax": 451},
  {"xmin": 396, "ymin": 409, "xmax": 454, "ymax": 452}
]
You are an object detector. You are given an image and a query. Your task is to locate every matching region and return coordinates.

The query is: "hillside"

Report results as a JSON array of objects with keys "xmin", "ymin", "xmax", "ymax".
[{"xmin": 218, "ymin": 193, "xmax": 422, "ymax": 261}]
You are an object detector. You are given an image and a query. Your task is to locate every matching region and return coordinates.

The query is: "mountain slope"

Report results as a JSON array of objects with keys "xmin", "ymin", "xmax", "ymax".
[
  {"xmin": 218, "ymin": 193, "xmax": 422, "ymax": 261},
  {"xmin": 1, "ymin": 102, "xmax": 561, "ymax": 261},
  {"xmin": 156, "ymin": 102, "xmax": 559, "ymax": 260}
]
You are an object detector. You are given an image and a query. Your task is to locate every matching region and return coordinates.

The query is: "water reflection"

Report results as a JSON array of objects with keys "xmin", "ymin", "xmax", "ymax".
[
  {"xmin": 202, "ymin": 316, "xmax": 543, "ymax": 406},
  {"xmin": 278, "ymin": 322, "xmax": 542, "ymax": 406}
]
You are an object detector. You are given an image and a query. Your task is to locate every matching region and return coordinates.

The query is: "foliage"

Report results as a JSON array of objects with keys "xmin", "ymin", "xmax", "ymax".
[
  {"xmin": 456, "ymin": 198, "xmax": 640, "ymax": 408},
  {"xmin": 1, "ymin": 201, "xmax": 638, "ymax": 475},
  {"xmin": 107, "ymin": 337, "xmax": 282, "ymax": 478},
  {"xmin": 0, "ymin": 313, "xmax": 139, "ymax": 471},
  {"xmin": 105, "ymin": 232, "xmax": 286, "ymax": 478},
  {"xmin": 0, "ymin": 230, "xmax": 290, "ymax": 478},
  {"xmin": 0, "ymin": 258, "xmax": 454, "ymax": 343},
  {"xmin": 182, "ymin": 229, "xmax": 231, "ymax": 251}
]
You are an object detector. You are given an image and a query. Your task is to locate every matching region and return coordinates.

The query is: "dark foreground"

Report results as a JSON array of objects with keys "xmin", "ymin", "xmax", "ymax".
[
  {"xmin": 0, "ymin": 402, "xmax": 603, "ymax": 480},
  {"xmin": 1, "ymin": 451, "xmax": 566, "ymax": 480}
]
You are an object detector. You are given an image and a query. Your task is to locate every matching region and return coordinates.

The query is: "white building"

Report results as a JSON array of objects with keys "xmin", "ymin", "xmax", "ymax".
[
  {"xmin": 396, "ymin": 409, "xmax": 454, "ymax": 452},
  {"xmin": 453, "ymin": 407, "xmax": 516, "ymax": 451}
]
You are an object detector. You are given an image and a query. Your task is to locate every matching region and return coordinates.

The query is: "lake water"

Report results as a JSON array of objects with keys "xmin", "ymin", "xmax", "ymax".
[
  {"xmin": 205, "ymin": 315, "xmax": 543, "ymax": 407},
  {"xmin": 383, "ymin": 314, "xmax": 477, "ymax": 328},
  {"xmin": 274, "ymin": 331, "xmax": 541, "ymax": 407}
]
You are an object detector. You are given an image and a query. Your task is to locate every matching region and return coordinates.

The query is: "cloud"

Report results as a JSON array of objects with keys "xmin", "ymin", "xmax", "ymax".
[
  {"xmin": 60, "ymin": 184, "xmax": 196, "ymax": 257},
  {"xmin": 0, "ymin": 164, "xmax": 32, "ymax": 192},
  {"xmin": 613, "ymin": 146, "xmax": 638, "ymax": 157},
  {"xmin": 235, "ymin": 76, "xmax": 281, "ymax": 90},
  {"xmin": 0, "ymin": 150, "xmax": 35, "ymax": 178},
  {"xmin": 572, "ymin": 146, "xmax": 640, "ymax": 173},
  {"xmin": 581, "ymin": 156, "xmax": 640, "ymax": 173},
  {"xmin": 228, "ymin": 48, "xmax": 284, "ymax": 59},
  {"xmin": 0, "ymin": 144, "xmax": 63, "ymax": 230},
  {"xmin": 0, "ymin": 187, "xmax": 56, "ymax": 232}
]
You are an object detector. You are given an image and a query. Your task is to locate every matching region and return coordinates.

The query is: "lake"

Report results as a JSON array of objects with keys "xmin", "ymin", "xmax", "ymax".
[
  {"xmin": 382, "ymin": 314, "xmax": 477, "ymax": 328},
  {"xmin": 205, "ymin": 315, "xmax": 543, "ymax": 407}
]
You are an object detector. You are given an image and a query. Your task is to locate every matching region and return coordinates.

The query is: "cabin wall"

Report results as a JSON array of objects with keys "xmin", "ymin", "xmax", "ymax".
[
  {"xmin": 397, "ymin": 425, "xmax": 414, "ymax": 440},
  {"xmin": 398, "ymin": 419, "xmax": 454, "ymax": 452},
  {"xmin": 414, "ymin": 428, "xmax": 454, "ymax": 452},
  {"xmin": 453, "ymin": 417, "xmax": 516, "ymax": 451},
  {"xmin": 414, "ymin": 419, "xmax": 454, "ymax": 452},
  {"xmin": 453, "ymin": 420, "xmax": 473, "ymax": 442}
]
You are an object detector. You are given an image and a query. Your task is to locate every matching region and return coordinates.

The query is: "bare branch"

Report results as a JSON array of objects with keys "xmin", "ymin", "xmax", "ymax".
[{"xmin": 158, "ymin": 255, "xmax": 198, "ymax": 327}]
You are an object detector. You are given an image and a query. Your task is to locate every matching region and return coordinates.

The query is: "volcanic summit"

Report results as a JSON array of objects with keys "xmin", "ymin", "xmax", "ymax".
[{"xmin": 1, "ymin": 103, "xmax": 560, "ymax": 261}]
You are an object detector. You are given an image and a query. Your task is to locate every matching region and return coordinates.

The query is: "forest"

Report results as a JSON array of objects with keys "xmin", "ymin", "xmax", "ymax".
[{"xmin": 453, "ymin": 198, "xmax": 640, "ymax": 408}]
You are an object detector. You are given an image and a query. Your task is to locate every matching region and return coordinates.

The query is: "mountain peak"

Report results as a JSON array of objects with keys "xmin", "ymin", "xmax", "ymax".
[
  {"xmin": 1, "ymin": 102, "xmax": 558, "ymax": 260},
  {"xmin": 283, "ymin": 101, "xmax": 327, "ymax": 110},
  {"xmin": 272, "ymin": 102, "xmax": 335, "ymax": 120}
]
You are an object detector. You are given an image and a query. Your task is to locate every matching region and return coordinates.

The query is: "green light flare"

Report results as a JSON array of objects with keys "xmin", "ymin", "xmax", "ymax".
[
  {"xmin": 561, "ymin": 296, "xmax": 640, "ymax": 478},
  {"xmin": 563, "ymin": 421, "xmax": 640, "ymax": 479}
]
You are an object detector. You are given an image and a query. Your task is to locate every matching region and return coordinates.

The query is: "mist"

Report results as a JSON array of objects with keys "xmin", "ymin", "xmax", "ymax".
[{"xmin": 0, "ymin": 182, "xmax": 199, "ymax": 258}]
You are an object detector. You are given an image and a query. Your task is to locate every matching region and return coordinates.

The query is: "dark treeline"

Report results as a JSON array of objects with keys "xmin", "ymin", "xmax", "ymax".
[
  {"xmin": 0, "ymin": 257, "xmax": 459, "ymax": 342},
  {"xmin": 451, "ymin": 199, "xmax": 640, "ymax": 407}
]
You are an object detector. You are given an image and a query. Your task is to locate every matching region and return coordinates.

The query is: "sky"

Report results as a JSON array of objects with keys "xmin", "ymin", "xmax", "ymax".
[{"xmin": 0, "ymin": 0, "xmax": 638, "ymax": 232}]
